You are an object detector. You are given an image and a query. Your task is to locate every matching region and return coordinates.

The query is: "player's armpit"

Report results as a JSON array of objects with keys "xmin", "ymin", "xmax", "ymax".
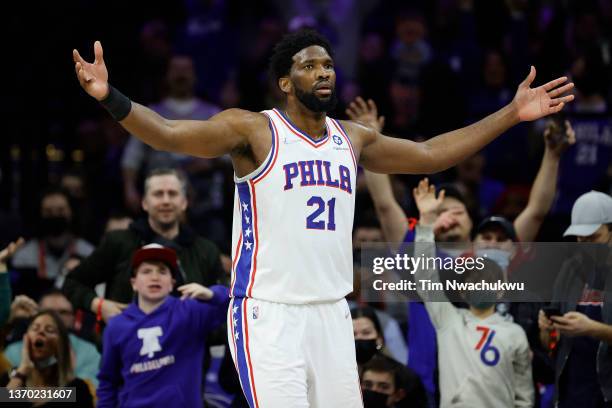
[{"xmin": 121, "ymin": 106, "xmax": 268, "ymax": 159}]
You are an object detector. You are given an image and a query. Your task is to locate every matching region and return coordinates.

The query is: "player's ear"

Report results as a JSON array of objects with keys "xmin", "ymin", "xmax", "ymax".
[{"xmin": 278, "ymin": 76, "xmax": 291, "ymax": 94}]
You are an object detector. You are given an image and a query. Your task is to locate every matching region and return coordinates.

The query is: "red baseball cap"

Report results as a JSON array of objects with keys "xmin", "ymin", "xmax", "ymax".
[{"xmin": 131, "ymin": 244, "xmax": 178, "ymax": 277}]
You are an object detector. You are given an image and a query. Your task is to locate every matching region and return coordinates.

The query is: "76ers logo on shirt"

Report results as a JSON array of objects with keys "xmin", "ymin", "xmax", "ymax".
[
  {"xmin": 475, "ymin": 326, "xmax": 500, "ymax": 366},
  {"xmin": 333, "ymin": 135, "xmax": 343, "ymax": 145}
]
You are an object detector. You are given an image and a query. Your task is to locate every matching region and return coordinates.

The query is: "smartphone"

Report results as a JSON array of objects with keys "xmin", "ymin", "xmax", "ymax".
[{"xmin": 542, "ymin": 305, "xmax": 561, "ymax": 319}]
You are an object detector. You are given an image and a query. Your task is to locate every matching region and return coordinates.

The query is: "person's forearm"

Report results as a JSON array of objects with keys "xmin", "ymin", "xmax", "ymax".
[
  {"xmin": 62, "ymin": 275, "xmax": 98, "ymax": 312},
  {"xmin": 514, "ymin": 148, "xmax": 560, "ymax": 241},
  {"xmin": 363, "ymin": 170, "xmax": 408, "ymax": 244},
  {"xmin": 119, "ymin": 102, "xmax": 178, "ymax": 152},
  {"xmin": 589, "ymin": 321, "xmax": 612, "ymax": 344},
  {"xmin": 420, "ymin": 103, "xmax": 520, "ymax": 173},
  {"xmin": 414, "ymin": 224, "xmax": 443, "ymax": 301}
]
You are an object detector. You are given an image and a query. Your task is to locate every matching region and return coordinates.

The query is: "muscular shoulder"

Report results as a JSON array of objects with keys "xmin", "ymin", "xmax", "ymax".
[
  {"xmin": 335, "ymin": 119, "xmax": 377, "ymax": 157},
  {"xmin": 210, "ymin": 109, "xmax": 269, "ymax": 135}
]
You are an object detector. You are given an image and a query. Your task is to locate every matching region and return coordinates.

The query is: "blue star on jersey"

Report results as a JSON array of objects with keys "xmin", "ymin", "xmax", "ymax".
[
  {"xmin": 232, "ymin": 305, "xmax": 240, "ymax": 341},
  {"xmin": 241, "ymin": 201, "xmax": 253, "ymax": 251}
]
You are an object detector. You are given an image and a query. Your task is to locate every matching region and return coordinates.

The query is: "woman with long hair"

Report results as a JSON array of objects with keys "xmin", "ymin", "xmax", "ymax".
[{"xmin": 2, "ymin": 310, "xmax": 94, "ymax": 407}]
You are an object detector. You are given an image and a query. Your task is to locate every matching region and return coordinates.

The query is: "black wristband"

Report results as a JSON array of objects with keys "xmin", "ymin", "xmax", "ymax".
[{"xmin": 100, "ymin": 85, "xmax": 132, "ymax": 121}]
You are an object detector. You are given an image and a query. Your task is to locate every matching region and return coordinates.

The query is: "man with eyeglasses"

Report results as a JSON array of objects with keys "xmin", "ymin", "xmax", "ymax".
[{"xmin": 4, "ymin": 289, "xmax": 101, "ymax": 387}]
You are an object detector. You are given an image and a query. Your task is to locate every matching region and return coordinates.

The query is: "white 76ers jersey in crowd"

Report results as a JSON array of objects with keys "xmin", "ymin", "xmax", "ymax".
[{"xmin": 230, "ymin": 108, "xmax": 357, "ymax": 303}]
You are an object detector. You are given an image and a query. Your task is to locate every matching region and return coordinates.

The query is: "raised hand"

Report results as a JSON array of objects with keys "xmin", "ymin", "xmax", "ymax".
[
  {"xmin": 19, "ymin": 335, "xmax": 35, "ymax": 376},
  {"xmin": 413, "ymin": 178, "xmax": 445, "ymax": 226},
  {"xmin": 346, "ymin": 97, "xmax": 385, "ymax": 132},
  {"xmin": 0, "ymin": 237, "xmax": 25, "ymax": 265},
  {"xmin": 544, "ymin": 119, "xmax": 576, "ymax": 157},
  {"xmin": 433, "ymin": 210, "xmax": 460, "ymax": 236},
  {"xmin": 9, "ymin": 295, "xmax": 38, "ymax": 322},
  {"xmin": 177, "ymin": 283, "xmax": 214, "ymax": 301},
  {"xmin": 513, "ymin": 66, "xmax": 574, "ymax": 122},
  {"xmin": 73, "ymin": 41, "xmax": 109, "ymax": 101}
]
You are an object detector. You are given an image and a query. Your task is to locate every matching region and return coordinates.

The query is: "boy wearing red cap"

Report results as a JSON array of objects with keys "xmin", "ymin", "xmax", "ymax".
[{"xmin": 97, "ymin": 244, "xmax": 229, "ymax": 408}]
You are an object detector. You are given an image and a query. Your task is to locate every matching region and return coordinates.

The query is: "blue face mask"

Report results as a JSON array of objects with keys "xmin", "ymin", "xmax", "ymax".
[{"xmin": 475, "ymin": 248, "xmax": 511, "ymax": 272}]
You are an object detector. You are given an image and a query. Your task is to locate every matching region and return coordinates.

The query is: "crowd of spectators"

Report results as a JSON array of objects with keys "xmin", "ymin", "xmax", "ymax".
[{"xmin": 2, "ymin": 0, "xmax": 612, "ymax": 407}]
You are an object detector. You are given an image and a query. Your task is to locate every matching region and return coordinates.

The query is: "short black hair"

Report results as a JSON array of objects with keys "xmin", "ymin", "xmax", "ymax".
[
  {"xmin": 361, "ymin": 355, "xmax": 401, "ymax": 391},
  {"xmin": 350, "ymin": 305, "xmax": 383, "ymax": 339},
  {"xmin": 269, "ymin": 29, "xmax": 334, "ymax": 81}
]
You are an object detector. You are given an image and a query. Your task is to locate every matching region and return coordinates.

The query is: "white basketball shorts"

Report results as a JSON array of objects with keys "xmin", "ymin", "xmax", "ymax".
[{"xmin": 227, "ymin": 297, "xmax": 363, "ymax": 408}]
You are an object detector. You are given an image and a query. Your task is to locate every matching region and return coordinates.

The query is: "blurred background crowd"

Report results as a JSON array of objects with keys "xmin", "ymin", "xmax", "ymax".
[
  {"xmin": 1, "ymin": 0, "xmax": 612, "ymax": 407},
  {"xmin": 2, "ymin": 0, "xmax": 611, "ymax": 250}
]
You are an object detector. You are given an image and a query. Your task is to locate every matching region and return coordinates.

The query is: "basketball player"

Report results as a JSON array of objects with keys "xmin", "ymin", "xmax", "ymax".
[{"xmin": 73, "ymin": 30, "xmax": 573, "ymax": 407}]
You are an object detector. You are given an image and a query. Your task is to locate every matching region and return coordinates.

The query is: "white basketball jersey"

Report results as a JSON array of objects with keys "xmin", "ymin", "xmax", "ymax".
[{"xmin": 230, "ymin": 108, "xmax": 357, "ymax": 304}]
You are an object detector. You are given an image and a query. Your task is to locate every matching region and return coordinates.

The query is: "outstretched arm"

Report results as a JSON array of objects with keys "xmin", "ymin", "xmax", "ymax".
[
  {"xmin": 73, "ymin": 41, "xmax": 263, "ymax": 158},
  {"xmin": 513, "ymin": 120, "xmax": 575, "ymax": 242},
  {"xmin": 352, "ymin": 67, "xmax": 573, "ymax": 174}
]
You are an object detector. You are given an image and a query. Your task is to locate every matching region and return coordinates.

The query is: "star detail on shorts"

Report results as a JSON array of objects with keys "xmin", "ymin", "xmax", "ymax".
[
  {"xmin": 233, "ymin": 317, "xmax": 238, "ymax": 326},
  {"xmin": 242, "ymin": 202, "xmax": 249, "ymax": 212},
  {"xmin": 233, "ymin": 305, "xmax": 238, "ymax": 315},
  {"xmin": 244, "ymin": 240, "xmax": 253, "ymax": 251},
  {"xmin": 245, "ymin": 227, "xmax": 252, "ymax": 237},
  {"xmin": 235, "ymin": 330, "xmax": 240, "ymax": 341},
  {"xmin": 244, "ymin": 215, "xmax": 250, "ymax": 224}
]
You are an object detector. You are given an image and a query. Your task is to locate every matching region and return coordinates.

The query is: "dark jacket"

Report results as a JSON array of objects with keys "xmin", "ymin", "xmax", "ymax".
[
  {"xmin": 552, "ymin": 252, "xmax": 612, "ymax": 403},
  {"xmin": 63, "ymin": 219, "xmax": 225, "ymax": 311}
]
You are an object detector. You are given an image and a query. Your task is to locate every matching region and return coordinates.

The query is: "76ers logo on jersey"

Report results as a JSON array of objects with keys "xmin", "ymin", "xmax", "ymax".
[
  {"xmin": 333, "ymin": 135, "xmax": 343, "ymax": 145},
  {"xmin": 475, "ymin": 326, "xmax": 500, "ymax": 366}
]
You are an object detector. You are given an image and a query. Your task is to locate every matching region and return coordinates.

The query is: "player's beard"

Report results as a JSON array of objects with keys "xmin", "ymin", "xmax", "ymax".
[{"xmin": 294, "ymin": 84, "xmax": 338, "ymax": 113}]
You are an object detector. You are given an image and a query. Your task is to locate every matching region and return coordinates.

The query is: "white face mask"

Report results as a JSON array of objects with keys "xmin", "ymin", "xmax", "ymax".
[{"xmin": 475, "ymin": 248, "xmax": 512, "ymax": 272}]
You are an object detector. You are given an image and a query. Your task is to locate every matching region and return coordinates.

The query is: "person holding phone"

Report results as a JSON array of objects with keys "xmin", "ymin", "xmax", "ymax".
[{"xmin": 538, "ymin": 191, "xmax": 612, "ymax": 407}]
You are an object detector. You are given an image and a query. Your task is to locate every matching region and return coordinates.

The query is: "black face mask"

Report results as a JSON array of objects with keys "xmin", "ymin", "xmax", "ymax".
[
  {"xmin": 464, "ymin": 290, "xmax": 498, "ymax": 310},
  {"xmin": 39, "ymin": 216, "xmax": 70, "ymax": 237},
  {"xmin": 362, "ymin": 389, "xmax": 389, "ymax": 408},
  {"xmin": 355, "ymin": 339, "xmax": 378, "ymax": 364},
  {"xmin": 295, "ymin": 83, "xmax": 338, "ymax": 113}
]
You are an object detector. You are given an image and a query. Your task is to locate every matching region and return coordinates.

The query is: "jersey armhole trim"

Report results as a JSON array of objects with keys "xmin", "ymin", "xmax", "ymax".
[
  {"xmin": 330, "ymin": 119, "xmax": 358, "ymax": 172},
  {"xmin": 234, "ymin": 112, "xmax": 279, "ymax": 184}
]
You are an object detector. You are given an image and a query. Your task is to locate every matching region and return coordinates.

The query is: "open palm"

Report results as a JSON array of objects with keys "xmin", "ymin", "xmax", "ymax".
[
  {"xmin": 413, "ymin": 178, "xmax": 445, "ymax": 225},
  {"xmin": 73, "ymin": 41, "xmax": 109, "ymax": 101},
  {"xmin": 513, "ymin": 66, "xmax": 574, "ymax": 121}
]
